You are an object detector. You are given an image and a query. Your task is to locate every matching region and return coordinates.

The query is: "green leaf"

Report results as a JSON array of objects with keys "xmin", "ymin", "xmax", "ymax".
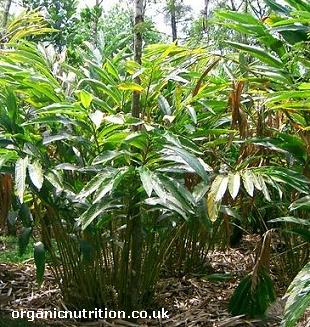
[
  {"xmin": 6, "ymin": 89, "xmax": 18, "ymax": 121},
  {"xmin": 80, "ymin": 201, "xmax": 117, "ymax": 230},
  {"xmin": 92, "ymin": 151, "xmax": 121, "ymax": 165},
  {"xmin": 159, "ymin": 174, "xmax": 195, "ymax": 214},
  {"xmin": 149, "ymin": 173, "xmax": 167, "ymax": 202},
  {"xmin": 269, "ymin": 216, "xmax": 310, "ymax": 226},
  {"xmin": 263, "ymin": 0, "xmax": 290, "ymax": 14},
  {"xmin": 261, "ymin": 178, "xmax": 271, "ymax": 202},
  {"xmin": 266, "ymin": 90, "xmax": 310, "ymax": 103},
  {"xmin": 34, "ymin": 241, "xmax": 45, "ymax": 285},
  {"xmin": 289, "ymin": 227, "xmax": 310, "ymax": 242},
  {"xmin": 19, "ymin": 203, "xmax": 33, "ymax": 226},
  {"xmin": 282, "ymin": 262, "xmax": 310, "ymax": 327},
  {"xmin": 36, "ymin": 103, "xmax": 83, "ymax": 115},
  {"xmin": 217, "ymin": 10, "xmax": 261, "ymax": 25},
  {"xmin": 79, "ymin": 90, "xmax": 93, "ymax": 108},
  {"xmin": 207, "ymin": 273, "xmax": 234, "ymax": 282},
  {"xmin": 192, "ymin": 181, "xmax": 209, "ymax": 202},
  {"xmin": 284, "ymin": 0, "xmax": 310, "ymax": 11},
  {"xmin": 229, "ymin": 269, "xmax": 276, "ymax": 316},
  {"xmin": 125, "ymin": 132, "xmax": 147, "ymax": 150},
  {"xmin": 260, "ymin": 167, "xmax": 309, "ymax": 194},
  {"xmin": 55, "ymin": 163, "xmax": 80, "ymax": 171},
  {"xmin": 93, "ymin": 177, "xmax": 114, "ymax": 204},
  {"xmin": 15, "ymin": 156, "xmax": 28, "ymax": 203},
  {"xmin": 79, "ymin": 78, "xmax": 122, "ymax": 105},
  {"xmin": 289, "ymin": 196, "xmax": 310, "ymax": 211},
  {"xmin": 186, "ymin": 105, "xmax": 197, "ymax": 124},
  {"xmin": 139, "ymin": 167, "xmax": 153, "ymax": 197},
  {"xmin": 158, "ymin": 95, "xmax": 172, "ymax": 115},
  {"xmin": 18, "ymin": 227, "xmax": 32, "ymax": 256},
  {"xmin": 43, "ymin": 132, "xmax": 73, "ymax": 145},
  {"xmin": 164, "ymin": 145, "xmax": 209, "ymax": 182},
  {"xmin": 77, "ymin": 170, "xmax": 115, "ymax": 199},
  {"xmin": 226, "ymin": 41, "xmax": 283, "ymax": 68},
  {"xmin": 45, "ymin": 171, "xmax": 64, "ymax": 193},
  {"xmin": 28, "ymin": 161, "xmax": 44, "ymax": 190}
]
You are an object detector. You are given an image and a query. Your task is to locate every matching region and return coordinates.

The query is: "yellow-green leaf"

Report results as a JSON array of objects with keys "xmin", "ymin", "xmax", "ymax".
[
  {"xmin": 118, "ymin": 82, "xmax": 144, "ymax": 92},
  {"xmin": 207, "ymin": 192, "xmax": 220, "ymax": 223},
  {"xmin": 79, "ymin": 90, "xmax": 93, "ymax": 108}
]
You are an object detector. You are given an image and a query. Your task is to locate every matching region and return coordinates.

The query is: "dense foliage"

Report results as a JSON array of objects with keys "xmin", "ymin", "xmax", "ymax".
[{"xmin": 0, "ymin": 0, "xmax": 309, "ymax": 325}]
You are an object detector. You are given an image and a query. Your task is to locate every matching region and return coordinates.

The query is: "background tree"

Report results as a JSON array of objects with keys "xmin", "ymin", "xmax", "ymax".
[
  {"xmin": 21, "ymin": 0, "xmax": 79, "ymax": 49},
  {"xmin": 1, "ymin": 0, "xmax": 12, "ymax": 27},
  {"xmin": 98, "ymin": 4, "xmax": 162, "ymax": 58},
  {"xmin": 187, "ymin": 0, "xmax": 268, "ymax": 47},
  {"xmin": 164, "ymin": 0, "xmax": 192, "ymax": 42}
]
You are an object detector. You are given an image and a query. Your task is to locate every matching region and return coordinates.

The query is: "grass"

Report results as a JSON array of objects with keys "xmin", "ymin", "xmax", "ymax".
[{"xmin": 0, "ymin": 236, "xmax": 33, "ymax": 264}]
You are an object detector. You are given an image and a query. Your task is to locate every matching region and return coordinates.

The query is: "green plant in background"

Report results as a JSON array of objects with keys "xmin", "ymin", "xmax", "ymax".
[
  {"xmin": 98, "ymin": 5, "xmax": 163, "ymax": 59},
  {"xmin": 0, "ymin": 9, "xmax": 215, "ymax": 313},
  {"xmin": 0, "ymin": 236, "xmax": 33, "ymax": 263},
  {"xmin": 17, "ymin": 1, "xmax": 163, "ymax": 65},
  {"xmin": 213, "ymin": 0, "xmax": 310, "ymax": 317},
  {"xmin": 21, "ymin": 0, "xmax": 79, "ymax": 49},
  {"xmin": 229, "ymin": 230, "xmax": 276, "ymax": 317}
]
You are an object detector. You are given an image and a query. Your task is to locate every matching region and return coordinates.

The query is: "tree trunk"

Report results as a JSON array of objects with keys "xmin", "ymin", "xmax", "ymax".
[
  {"xmin": 128, "ymin": 0, "xmax": 144, "ymax": 314},
  {"xmin": 0, "ymin": 174, "xmax": 12, "ymax": 235},
  {"xmin": 244, "ymin": 0, "xmax": 249, "ymax": 13},
  {"xmin": 203, "ymin": 0, "xmax": 210, "ymax": 42},
  {"xmin": 131, "ymin": 0, "xmax": 143, "ymax": 118},
  {"xmin": 230, "ymin": 0, "xmax": 237, "ymax": 11},
  {"xmin": 170, "ymin": 0, "xmax": 177, "ymax": 42},
  {"xmin": 204, "ymin": 0, "xmax": 210, "ymax": 27},
  {"xmin": 2, "ymin": 0, "xmax": 12, "ymax": 27}
]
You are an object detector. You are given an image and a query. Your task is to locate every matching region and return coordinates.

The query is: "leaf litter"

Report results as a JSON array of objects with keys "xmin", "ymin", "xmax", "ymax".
[{"xmin": 0, "ymin": 235, "xmax": 309, "ymax": 327}]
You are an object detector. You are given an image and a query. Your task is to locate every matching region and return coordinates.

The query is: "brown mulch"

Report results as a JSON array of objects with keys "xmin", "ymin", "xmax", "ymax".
[{"xmin": 0, "ymin": 236, "xmax": 309, "ymax": 327}]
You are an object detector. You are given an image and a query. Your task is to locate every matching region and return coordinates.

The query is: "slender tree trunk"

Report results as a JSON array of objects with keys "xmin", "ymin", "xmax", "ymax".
[
  {"xmin": 0, "ymin": 174, "xmax": 13, "ymax": 235},
  {"xmin": 170, "ymin": 0, "xmax": 177, "ymax": 42},
  {"xmin": 204, "ymin": 0, "xmax": 210, "ymax": 26},
  {"xmin": 129, "ymin": 0, "xmax": 144, "ymax": 314},
  {"xmin": 230, "ymin": 0, "xmax": 237, "ymax": 11},
  {"xmin": 2, "ymin": 0, "xmax": 12, "ymax": 27},
  {"xmin": 203, "ymin": 0, "xmax": 210, "ymax": 42},
  {"xmin": 131, "ymin": 0, "xmax": 143, "ymax": 118},
  {"xmin": 244, "ymin": 0, "xmax": 249, "ymax": 13}
]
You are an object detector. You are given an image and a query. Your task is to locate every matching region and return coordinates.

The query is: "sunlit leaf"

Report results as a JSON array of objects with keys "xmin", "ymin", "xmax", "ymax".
[
  {"xmin": 228, "ymin": 172, "xmax": 240, "ymax": 200},
  {"xmin": 242, "ymin": 171, "xmax": 254, "ymax": 197},
  {"xmin": 28, "ymin": 161, "xmax": 44, "ymax": 190},
  {"xmin": 15, "ymin": 156, "xmax": 28, "ymax": 203}
]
